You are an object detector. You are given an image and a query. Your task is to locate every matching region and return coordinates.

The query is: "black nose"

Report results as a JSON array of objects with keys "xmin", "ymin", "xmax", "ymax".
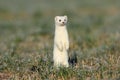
[{"xmin": 62, "ymin": 22, "xmax": 64, "ymax": 24}]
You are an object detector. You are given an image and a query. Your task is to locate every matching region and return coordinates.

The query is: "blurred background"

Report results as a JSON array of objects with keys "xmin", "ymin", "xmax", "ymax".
[
  {"xmin": 0, "ymin": 1, "xmax": 119, "ymax": 44},
  {"xmin": 0, "ymin": 0, "xmax": 120, "ymax": 79},
  {"xmin": 0, "ymin": 0, "xmax": 120, "ymax": 52}
]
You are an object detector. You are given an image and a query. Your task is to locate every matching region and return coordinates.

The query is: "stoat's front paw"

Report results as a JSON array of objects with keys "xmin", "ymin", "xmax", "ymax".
[
  {"xmin": 59, "ymin": 46, "xmax": 63, "ymax": 52},
  {"xmin": 56, "ymin": 43, "xmax": 63, "ymax": 51},
  {"xmin": 64, "ymin": 42, "xmax": 69, "ymax": 50}
]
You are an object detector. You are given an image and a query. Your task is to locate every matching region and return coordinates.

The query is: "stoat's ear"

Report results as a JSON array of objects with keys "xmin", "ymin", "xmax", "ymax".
[
  {"xmin": 55, "ymin": 16, "xmax": 58, "ymax": 21},
  {"xmin": 64, "ymin": 15, "xmax": 68, "ymax": 20}
]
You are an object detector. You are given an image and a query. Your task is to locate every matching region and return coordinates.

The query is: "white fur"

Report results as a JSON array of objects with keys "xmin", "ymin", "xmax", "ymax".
[{"xmin": 53, "ymin": 15, "xmax": 69, "ymax": 67}]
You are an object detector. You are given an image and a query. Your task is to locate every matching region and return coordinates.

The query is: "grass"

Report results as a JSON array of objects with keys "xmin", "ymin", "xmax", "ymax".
[{"xmin": 0, "ymin": 0, "xmax": 120, "ymax": 80}]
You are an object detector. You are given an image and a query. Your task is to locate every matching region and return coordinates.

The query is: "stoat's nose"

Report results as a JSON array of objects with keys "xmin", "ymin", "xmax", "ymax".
[{"xmin": 62, "ymin": 22, "xmax": 65, "ymax": 24}]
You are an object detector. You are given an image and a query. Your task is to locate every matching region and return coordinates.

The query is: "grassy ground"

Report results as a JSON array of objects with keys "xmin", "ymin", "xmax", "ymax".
[{"xmin": 0, "ymin": 0, "xmax": 120, "ymax": 80}]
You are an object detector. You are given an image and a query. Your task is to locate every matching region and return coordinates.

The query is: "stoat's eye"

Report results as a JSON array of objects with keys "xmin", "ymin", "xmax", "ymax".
[
  {"xmin": 64, "ymin": 19, "xmax": 66, "ymax": 21},
  {"xmin": 59, "ymin": 19, "xmax": 61, "ymax": 22}
]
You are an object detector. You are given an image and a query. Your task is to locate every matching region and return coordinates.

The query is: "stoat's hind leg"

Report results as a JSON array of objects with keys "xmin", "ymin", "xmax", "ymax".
[
  {"xmin": 63, "ymin": 62, "xmax": 69, "ymax": 67},
  {"xmin": 54, "ymin": 61, "xmax": 60, "ymax": 68}
]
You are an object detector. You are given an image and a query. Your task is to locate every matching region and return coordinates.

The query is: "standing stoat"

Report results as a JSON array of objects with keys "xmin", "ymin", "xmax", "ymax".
[{"xmin": 53, "ymin": 15, "xmax": 69, "ymax": 67}]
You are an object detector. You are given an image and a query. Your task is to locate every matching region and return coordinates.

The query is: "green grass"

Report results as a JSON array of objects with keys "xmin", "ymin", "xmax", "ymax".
[{"xmin": 0, "ymin": 0, "xmax": 120, "ymax": 80}]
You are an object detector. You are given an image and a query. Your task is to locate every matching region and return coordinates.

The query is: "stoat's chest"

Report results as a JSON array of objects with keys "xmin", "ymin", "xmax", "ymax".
[{"xmin": 55, "ymin": 26, "xmax": 68, "ymax": 41}]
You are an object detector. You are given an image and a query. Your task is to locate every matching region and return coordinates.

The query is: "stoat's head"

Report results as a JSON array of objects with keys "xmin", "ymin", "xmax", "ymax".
[{"xmin": 55, "ymin": 15, "xmax": 67, "ymax": 26}]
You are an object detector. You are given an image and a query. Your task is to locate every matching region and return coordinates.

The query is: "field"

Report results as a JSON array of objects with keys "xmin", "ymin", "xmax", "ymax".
[{"xmin": 0, "ymin": 0, "xmax": 120, "ymax": 80}]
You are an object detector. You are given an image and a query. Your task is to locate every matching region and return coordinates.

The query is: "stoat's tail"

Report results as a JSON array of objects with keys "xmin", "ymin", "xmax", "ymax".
[{"xmin": 68, "ymin": 51, "xmax": 77, "ymax": 67}]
